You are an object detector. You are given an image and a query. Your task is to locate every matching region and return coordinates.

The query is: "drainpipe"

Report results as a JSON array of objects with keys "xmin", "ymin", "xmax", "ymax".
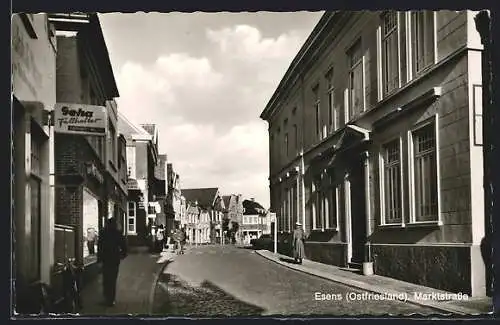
[{"xmin": 475, "ymin": 10, "xmax": 496, "ymax": 300}]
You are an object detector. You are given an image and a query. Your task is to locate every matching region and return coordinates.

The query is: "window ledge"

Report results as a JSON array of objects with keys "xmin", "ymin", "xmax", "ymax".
[
  {"xmin": 378, "ymin": 223, "xmax": 406, "ymax": 229},
  {"xmin": 406, "ymin": 220, "xmax": 443, "ymax": 228}
]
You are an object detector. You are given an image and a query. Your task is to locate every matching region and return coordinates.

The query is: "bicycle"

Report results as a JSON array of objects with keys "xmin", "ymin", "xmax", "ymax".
[{"xmin": 55, "ymin": 258, "xmax": 84, "ymax": 313}]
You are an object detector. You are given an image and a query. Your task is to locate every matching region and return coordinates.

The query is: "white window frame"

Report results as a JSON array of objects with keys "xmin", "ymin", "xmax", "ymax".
[
  {"xmin": 379, "ymin": 136, "xmax": 405, "ymax": 226},
  {"xmin": 407, "ymin": 115, "xmax": 442, "ymax": 225},
  {"xmin": 284, "ymin": 132, "xmax": 289, "ymax": 157},
  {"xmin": 325, "ymin": 177, "xmax": 340, "ymax": 231},
  {"xmin": 378, "ymin": 11, "xmax": 402, "ymax": 98},
  {"xmin": 127, "ymin": 201, "xmax": 137, "ymax": 234},
  {"xmin": 126, "ymin": 146, "xmax": 136, "ymax": 179},
  {"xmin": 326, "ymin": 69, "xmax": 338, "ymax": 134},
  {"xmin": 347, "ymin": 39, "xmax": 366, "ymax": 121},
  {"xmin": 313, "ymin": 177, "xmax": 324, "ymax": 230},
  {"xmin": 407, "ymin": 10, "xmax": 437, "ymax": 81},
  {"xmin": 313, "ymin": 85, "xmax": 321, "ymax": 141}
]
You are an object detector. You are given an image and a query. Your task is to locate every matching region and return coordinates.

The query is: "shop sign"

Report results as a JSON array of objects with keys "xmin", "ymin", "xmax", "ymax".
[{"xmin": 54, "ymin": 103, "xmax": 107, "ymax": 136}]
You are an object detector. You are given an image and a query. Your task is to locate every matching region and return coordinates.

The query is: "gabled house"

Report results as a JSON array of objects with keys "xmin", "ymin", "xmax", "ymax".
[{"xmin": 182, "ymin": 187, "xmax": 223, "ymax": 243}]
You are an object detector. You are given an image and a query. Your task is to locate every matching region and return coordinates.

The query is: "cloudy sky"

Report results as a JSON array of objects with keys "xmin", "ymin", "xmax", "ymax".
[{"xmin": 99, "ymin": 12, "xmax": 324, "ymax": 208}]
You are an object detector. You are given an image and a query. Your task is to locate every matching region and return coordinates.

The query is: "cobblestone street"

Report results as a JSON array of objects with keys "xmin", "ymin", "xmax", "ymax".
[{"xmin": 152, "ymin": 245, "xmax": 438, "ymax": 316}]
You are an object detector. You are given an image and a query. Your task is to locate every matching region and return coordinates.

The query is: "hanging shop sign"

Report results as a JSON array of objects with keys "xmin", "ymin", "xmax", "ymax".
[{"xmin": 54, "ymin": 103, "xmax": 107, "ymax": 136}]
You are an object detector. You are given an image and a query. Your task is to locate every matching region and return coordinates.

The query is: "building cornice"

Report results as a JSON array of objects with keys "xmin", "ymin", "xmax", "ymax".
[{"xmin": 259, "ymin": 11, "xmax": 344, "ymax": 122}]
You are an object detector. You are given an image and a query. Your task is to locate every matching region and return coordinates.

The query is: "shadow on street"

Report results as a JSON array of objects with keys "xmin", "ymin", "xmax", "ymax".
[
  {"xmin": 153, "ymin": 273, "xmax": 266, "ymax": 316},
  {"xmin": 279, "ymin": 257, "xmax": 299, "ymax": 264}
]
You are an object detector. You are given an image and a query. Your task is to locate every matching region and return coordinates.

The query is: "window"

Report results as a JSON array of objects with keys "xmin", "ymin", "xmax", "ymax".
[
  {"xmin": 293, "ymin": 125, "xmax": 298, "ymax": 153},
  {"xmin": 411, "ymin": 122, "xmax": 438, "ymax": 222},
  {"xmin": 347, "ymin": 39, "xmax": 365, "ymax": 120},
  {"xmin": 108, "ymin": 120, "xmax": 117, "ymax": 166},
  {"xmin": 313, "ymin": 85, "xmax": 321, "ymax": 139},
  {"xmin": 126, "ymin": 146, "xmax": 136, "ymax": 178},
  {"xmin": 382, "ymin": 11, "xmax": 400, "ymax": 96},
  {"xmin": 285, "ymin": 133, "xmax": 289, "ymax": 157},
  {"xmin": 410, "ymin": 11, "xmax": 435, "ymax": 76},
  {"xmin": 312, "ymin": 178, "xmax": 323, "ymax": 229},
  {"xmin": 381, "ymin": 139, "xmax": 402, "ymax": 224},
  {"xmin": 326, "ymin": 176, "xmax": 339, "ymax": 229},
  {"xmin": 292, "ymin": 107, "xmax": 297, "ymax": 116},
  {"xmin": 30, "ymin": 132, "xmax": 42, "ymax": 176},
  {"xmin": 326, "ymin": 68, "xmax": 338, "ymax": 133},
  {"xmin": 127, "ymin": 201, "xmax": 137, "ymax": 233}
]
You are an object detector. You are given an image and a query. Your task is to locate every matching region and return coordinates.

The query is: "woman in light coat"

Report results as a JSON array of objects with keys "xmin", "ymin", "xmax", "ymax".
[{"xmin": 292, "ymin": 222, "xmax": 305, "ymax": 264}]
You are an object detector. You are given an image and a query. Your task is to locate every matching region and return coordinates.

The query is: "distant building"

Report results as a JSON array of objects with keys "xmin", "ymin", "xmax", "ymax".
[
  {"xmin": 241, "ymin": 198, "xmax": 269, "ymax": 243},
  {"xmin": 166, "ymin": 163, "xmax": 182, "ymax": 234},
  {"xmin": 182, "ymin": 187, "xmax": 224, "ymax": 243}
]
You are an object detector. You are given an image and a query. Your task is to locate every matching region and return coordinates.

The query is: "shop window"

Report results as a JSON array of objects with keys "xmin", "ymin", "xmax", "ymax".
[{"xmin": 83, "ymin": 188, "xmax": 99, "ymax": 264}]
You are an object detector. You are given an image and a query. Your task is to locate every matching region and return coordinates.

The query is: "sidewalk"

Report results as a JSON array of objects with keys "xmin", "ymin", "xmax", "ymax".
[
  {"xmin": 256, "ymin": 250, "xmax": 493, "ymax": 316},
  {"xmin": 77, "ymin": 250, "xmax": 175, "ymax": 316}
]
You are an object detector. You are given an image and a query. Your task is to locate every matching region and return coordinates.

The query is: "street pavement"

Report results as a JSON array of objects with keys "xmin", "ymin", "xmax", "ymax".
[
  {"xmin": 152, "ymin": 245, "xmax": 439, "ymax": 316},
  {"xmin": 79, "ymin": 250, "xmax": 174, "ymax": 316}
]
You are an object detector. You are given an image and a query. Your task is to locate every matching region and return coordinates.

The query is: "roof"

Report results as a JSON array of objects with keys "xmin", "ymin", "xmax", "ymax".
[
  {"xmin": 243, "ymin": 199, "xmax": 266, "ymax": 215},
  {"xmin": 222, "ymin": 195, "xmax": 231, "ymax": 209},
  {"xmin": 181, "ymin": 188, "xmax": 219, "ymax": 209},
  {"xmin": 260, "ymin": 11, "xmax": 342, "ymax": 121},
  {"xmin": 140, "ymin": 124, "xmax": 156, "ymax": 136},
  {"xmin": 117, "ymin": 112, "xmax": 153, "ymax": 141}
]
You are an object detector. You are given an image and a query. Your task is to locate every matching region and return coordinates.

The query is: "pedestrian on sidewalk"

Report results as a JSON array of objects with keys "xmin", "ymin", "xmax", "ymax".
[
  {"xmin": 97, "ymin": 217, "xmax": 128, "ymax": 307},
  {"xmin": 156, "ymin": 225, "xmax": 165, "ymax": 253},
  {"xmin": 292, "ymin": 222, "xmax": 305, "ymax": 264}
]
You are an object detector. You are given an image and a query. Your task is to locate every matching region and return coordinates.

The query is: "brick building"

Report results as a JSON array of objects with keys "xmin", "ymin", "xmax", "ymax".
[
  {"xmin": 260, "ymin": 11, "xmax": 487, "ymax": 296},
  {"xmin": 12, "ymin": 13, "xmax": 57, "ymax": 312},
  {"xmin": 50, "ymin": 13, "xmax": 120, "ymax": 271}
]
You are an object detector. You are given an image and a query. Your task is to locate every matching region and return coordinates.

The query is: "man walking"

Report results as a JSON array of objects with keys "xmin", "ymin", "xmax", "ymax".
[{"xmin": 97, "ymin": 218, "xmax": 127, "ymax": 306}]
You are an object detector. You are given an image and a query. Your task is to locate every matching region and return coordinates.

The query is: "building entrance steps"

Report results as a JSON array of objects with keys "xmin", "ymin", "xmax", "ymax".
[{"xmin": 256, "ymin": 250, "xmax": 492, "ymax": 315}]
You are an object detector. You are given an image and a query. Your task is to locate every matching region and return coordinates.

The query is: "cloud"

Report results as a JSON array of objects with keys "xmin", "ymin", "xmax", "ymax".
[
  {"xmin": 113, "ymin": 25, "xmax": 311, "ymax": 207},
  {"xmin": 206, "ymin": 25, "xmax": 304, "ymax": 62}
]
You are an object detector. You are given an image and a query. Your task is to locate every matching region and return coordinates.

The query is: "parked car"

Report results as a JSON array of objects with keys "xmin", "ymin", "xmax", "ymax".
[{"xmin": 251, "ymin": 234, "xmax": 273, "ymax": 250}]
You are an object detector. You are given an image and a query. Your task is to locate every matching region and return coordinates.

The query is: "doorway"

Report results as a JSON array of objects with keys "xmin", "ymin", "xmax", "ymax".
[{"xmin": 348, "ymin": 157, "xmax": 367, "ymax": 264}]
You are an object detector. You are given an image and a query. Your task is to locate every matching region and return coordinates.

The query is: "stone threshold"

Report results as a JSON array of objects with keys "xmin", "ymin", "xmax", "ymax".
[{"xmin": 255, "ymin": 250, "xmax": 492, "ymax": 316}]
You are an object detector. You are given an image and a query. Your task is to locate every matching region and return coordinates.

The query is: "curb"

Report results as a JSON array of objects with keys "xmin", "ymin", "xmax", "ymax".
[
  {"xmin": 255, "ymin": 250, "xmax": 485, "ymax": 316},
  {"xmin": 147, "ymin": 254, "xmax": 176, "ymax": 315}
]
